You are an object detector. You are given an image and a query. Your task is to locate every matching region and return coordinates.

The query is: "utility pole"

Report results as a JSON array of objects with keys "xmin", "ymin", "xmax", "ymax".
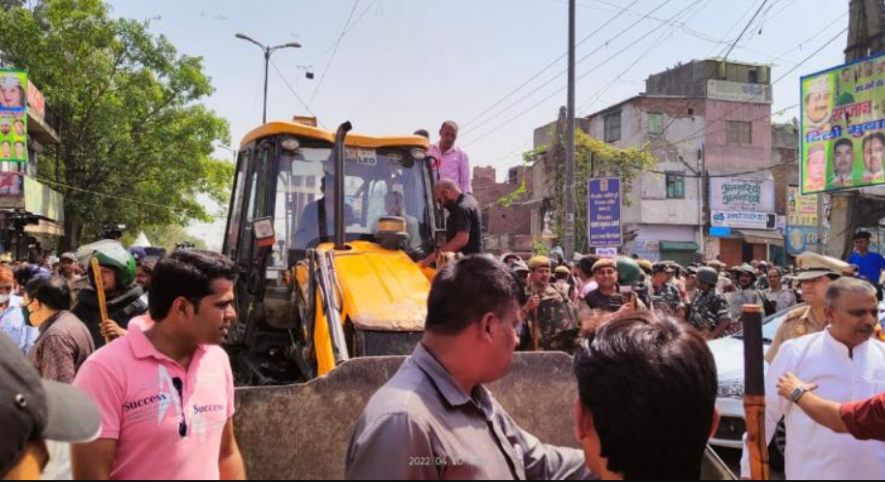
[{"xmin": 565, "ymin": 0, "xmax": 577, "ymax": 259}]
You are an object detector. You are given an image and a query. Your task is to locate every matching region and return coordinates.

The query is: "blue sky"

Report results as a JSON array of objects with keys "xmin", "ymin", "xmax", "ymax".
[{"xmin": 105, "ymin": 0, "xmax": 850, "ymax": 249}]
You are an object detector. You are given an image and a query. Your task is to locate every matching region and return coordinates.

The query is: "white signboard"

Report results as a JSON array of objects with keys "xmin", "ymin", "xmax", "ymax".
[
  {"xmin": 596, "ymin": 247, "xmax": 619, "ymax": 259},
  {"xmin": 707, "ymin": 79, "xmax": 773, "ymax": 104},
  {"xmin": 711, "ymin": 210, "xmax": 777, "ymax": 230},
  {"xmin": 710, "ymin": 177, "xmax": 776, "ymax": 213}
]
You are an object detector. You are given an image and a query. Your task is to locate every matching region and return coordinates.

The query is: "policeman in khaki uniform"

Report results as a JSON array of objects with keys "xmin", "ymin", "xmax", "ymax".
[
  {"xmin": 521, "ymin": 256, "xmax": 580, "ymax": 353},
  {"xmin": 765, "ymin": 252, "xmax": 847, "ymax": 364}
]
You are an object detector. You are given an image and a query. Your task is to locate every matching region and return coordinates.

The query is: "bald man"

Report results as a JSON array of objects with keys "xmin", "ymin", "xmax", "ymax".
[
  {"xmin": 419, "ymin": 180, "xmax": 483, "ymax": 267},
  {"xmin": 428, "ymin": 120, "xmax": 472, "ymax": 194}
]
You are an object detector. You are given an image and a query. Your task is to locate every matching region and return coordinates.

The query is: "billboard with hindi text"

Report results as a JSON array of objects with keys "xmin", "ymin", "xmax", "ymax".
[{"xmin": 801, "ymin": 54, "xmax": 885, "ymax": 194}]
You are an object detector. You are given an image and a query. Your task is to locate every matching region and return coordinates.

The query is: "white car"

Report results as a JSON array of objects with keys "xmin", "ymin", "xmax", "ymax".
[{"xmin": 710, "ymin": 302, "xmax": 885, "ymax": 453}]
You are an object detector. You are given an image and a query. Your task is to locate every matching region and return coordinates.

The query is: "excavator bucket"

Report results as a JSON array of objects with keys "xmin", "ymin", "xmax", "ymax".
[{"xmin": 234, "ymin": 352, "xmax": 735, "ymax": 480}]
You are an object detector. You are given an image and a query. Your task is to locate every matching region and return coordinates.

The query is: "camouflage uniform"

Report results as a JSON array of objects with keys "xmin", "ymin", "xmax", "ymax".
[
  {"xmin": 689, "ymin": 288, "xmax": 733, "ymax": 337},
  {"xmin": 554, "ymin": 279, "xmax": 576, "ymax": 302},
  {"xmin": 652, "ymin": 283, "xmax": 684, "ymax": 316},
  {"xmin": 526, "ymin": 284, "xmax": 580, "ymax": 353}
]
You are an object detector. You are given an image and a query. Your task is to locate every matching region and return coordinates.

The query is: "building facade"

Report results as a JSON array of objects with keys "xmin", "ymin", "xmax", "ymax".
[{"xmin": 532, "ymin": 59, "xmax": 789, "ymax": 266}]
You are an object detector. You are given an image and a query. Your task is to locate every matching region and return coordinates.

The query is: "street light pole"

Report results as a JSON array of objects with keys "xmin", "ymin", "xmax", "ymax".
[
  {"xmin": 236, "ymin": 34, "xmax": 302, "ymax": 124},
  {"xmin": 264, "ymin": 49, "xmax": 271, "ymax": 125}
]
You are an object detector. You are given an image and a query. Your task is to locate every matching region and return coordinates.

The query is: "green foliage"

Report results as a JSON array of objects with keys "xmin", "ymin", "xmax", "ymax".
[
  {"xmin": 532, "ymin": 239, "xmax": 549, "ymax": 256},
  {"xmin": 0, "ymin": 0, "xmax": 232, "ymax": 248},
  {"xmin": 549, "ymin": 129, "xmax": 656, "ymax": 251},
  {"xmin": 0, "ymin": 0, "xmax": 27, "ymax": 11}
]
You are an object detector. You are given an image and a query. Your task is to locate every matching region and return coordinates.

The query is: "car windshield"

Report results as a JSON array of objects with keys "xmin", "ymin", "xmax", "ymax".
[{"xmin": 269, "ymin": 144, "xmax": 433, "ymax": 268}]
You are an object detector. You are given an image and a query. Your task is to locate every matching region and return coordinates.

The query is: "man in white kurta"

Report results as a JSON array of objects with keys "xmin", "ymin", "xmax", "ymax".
[{"xmin": 741, "ymin": 277, "xmax": 885, "ymax": 480}]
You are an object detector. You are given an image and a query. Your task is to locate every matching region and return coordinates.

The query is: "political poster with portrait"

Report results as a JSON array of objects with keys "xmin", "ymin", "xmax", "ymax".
[
  {"xmin": 801, "ymin": 54, "xmax": 885, "ymax": 194},
  {"xmin": 0, "ymin": 69, "xmax": 28, "ymax": 163},
  {"xmin": 786, "ymin": 187, "xmax": 819, "ymax": 255}
]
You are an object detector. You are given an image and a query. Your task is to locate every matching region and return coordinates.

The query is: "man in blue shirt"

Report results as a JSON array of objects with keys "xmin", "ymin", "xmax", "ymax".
[{"xmin": 848, "ymin": 231, "xmax": 885, "ymax": 284}]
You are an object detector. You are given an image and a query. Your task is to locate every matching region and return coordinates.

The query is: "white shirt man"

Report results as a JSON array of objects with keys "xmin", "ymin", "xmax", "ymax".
[{"xmin": 741, "ymin": 278, "xmax": 885, "ymax": 479}]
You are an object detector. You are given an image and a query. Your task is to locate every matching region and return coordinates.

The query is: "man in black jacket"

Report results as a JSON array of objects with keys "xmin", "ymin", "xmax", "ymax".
[{"xmin": 72, "ymin": 243, "xmax": 146, "ymax": 348}]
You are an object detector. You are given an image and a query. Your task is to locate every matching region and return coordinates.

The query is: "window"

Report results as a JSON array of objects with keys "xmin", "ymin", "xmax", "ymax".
[
  {"xmin": 726, "ymin": 121, "xmax": 752, "ymax": 145},
  {"xmin": 749, "ymin": 69, "xmax": 759, "ymax": 84},
  {"xmin": 224, "ymin": 150, "xmax": 250, "ymax": 256},
  {"xmin": 604, "ymin": 111, "xmax": 622, "ymax": 143},
  {"xmin": 666, "ymin": 172, "xmax": 685, "ymax": 199},
  {"xmin": 648, "ymin": 113, "xmax": 664, "ymax": 136},
  {"xmin": 278, "ymin": 147, "xmax": 433, "ymax": 252}
]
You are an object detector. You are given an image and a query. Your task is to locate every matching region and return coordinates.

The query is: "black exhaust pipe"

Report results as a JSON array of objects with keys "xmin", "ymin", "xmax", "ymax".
[{"xmin": 334, "ymin": 122, "xmax": 352, "ymax": 251}]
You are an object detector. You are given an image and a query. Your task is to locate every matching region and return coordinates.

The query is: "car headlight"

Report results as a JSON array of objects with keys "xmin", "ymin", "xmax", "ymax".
[{"xmin": 718, "ymin": 382, "xmax": 745, "ymax": 400}]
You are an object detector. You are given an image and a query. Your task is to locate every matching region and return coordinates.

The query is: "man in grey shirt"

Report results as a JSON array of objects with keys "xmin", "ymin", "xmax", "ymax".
[
  {"xmin": 345, "ymin": 255, "xmax": 592, "ymax": 480},
  {"xmin": 728, "ymin": 264, "xmax": 769, "ymax": 320},
  {"xmin": 763, "ymin": 267, "xmax": 797, "ymax": 313}
]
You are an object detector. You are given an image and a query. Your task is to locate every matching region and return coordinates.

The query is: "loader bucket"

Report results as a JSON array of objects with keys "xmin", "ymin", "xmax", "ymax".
[{"xmin": 234, "ymin": 352, "xmax": 735, "ymax": 480}]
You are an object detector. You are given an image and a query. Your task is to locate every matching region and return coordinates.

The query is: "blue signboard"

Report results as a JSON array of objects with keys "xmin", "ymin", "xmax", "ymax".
[{"xmin": 588, "ymin": 177, "xmax": 622, "ymax": 248}]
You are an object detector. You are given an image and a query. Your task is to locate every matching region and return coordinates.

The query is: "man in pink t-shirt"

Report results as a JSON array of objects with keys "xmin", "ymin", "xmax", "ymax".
[
  {"xmin": 72, "ymin": 250, "xmax": 245, "ymax": 480},
  {"xmin": 428, "ymin": 120, "xmax": 473, "ymax": 194}
]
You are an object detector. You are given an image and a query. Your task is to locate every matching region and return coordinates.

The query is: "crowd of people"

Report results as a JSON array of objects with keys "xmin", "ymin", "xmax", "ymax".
[
  {"xmin": 3, "ymin": 118, "xmax": 885, "ymax": 480},
  {"xmin": 346, "ymin": 255, "xmax": 720, "ymax": 480},
  {"xmin": 0, "ymin": 244, "xmax": 245, "ymax": 480},
  {"xmin": 492, "ymin": 248, "xmax": 868, "ymax": 356},
  {"xmin": 348, "ymin": 243, "xmax": 885, "ymax": 480}
]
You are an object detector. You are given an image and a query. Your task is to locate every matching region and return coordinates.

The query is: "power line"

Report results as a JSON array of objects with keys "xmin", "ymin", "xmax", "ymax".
[
  {"xmin": 477, "ymin": 0, "xmax": 845, "ymax": 168},
  {"xmin": 578, "ymin": 0, "xmax": 711, "ymax": 113},
  {"xmin": 464, "ymin": 0, "xmax": 701, "ymax": 147},
  {"xmin": 653, "ymin": 0, "xmax": 772, "ymax": 139},
  {"xmin": 308, "ymin": 0, "xmax": 362, "ymax": 109},
  {"xmin": 655, "ymin": 8, "xmax": 848, "ymax": 143},
  {"xmin": 34, "ymin": 177, "xmax": 224, "ymax": 217},
  {"xmin": 668, "ymin": 26, "xmax": 847, "ymax": 149},
  {"xmin": 462, "ymin": 0, "xmax": 644, "ymax": 131},
  {"xmin": 651, "ymin": 159, "xmax": 797, "ymax": 179},
  {"xmin": 722, "ymin": 0, "xmax": 770, "ymax": 62},
  {"xmin": 270, "ymin": 59, "xmax": 328, "ymax": 129},
  {"xmin": 772, "ymin": 11, "xmax": 848, "ymax": 61},
  {"xmin": 309, "ymin": 0, "xmax": 380, "ymax": 67},
  {"xmin": 462, "ymin": 0, "xmax": 677, "ymax": 140}
]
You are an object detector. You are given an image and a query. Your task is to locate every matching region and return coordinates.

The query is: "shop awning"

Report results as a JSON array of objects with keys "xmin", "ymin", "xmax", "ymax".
[{"xmin": 738, "ymin": 229, "xmax": 784, "ymax": 247}]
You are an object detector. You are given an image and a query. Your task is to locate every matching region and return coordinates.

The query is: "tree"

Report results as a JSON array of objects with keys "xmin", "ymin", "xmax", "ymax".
[
  {"xmin": 544, "ymin": 129, "xmax": 656, "ymax": 252},
  {"xmin": 0, "ymin": 0, "xmax": 27, "ymax": 11},
  {"xmin": 0, "ymin": 0, "xmax": 232, "ymax": 250}
]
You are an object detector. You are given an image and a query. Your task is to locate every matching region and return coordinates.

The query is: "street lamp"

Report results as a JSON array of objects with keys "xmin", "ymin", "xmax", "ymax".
[{"xmin": 236, "ymin": 33, "xmax": 302, "ymax": 124}]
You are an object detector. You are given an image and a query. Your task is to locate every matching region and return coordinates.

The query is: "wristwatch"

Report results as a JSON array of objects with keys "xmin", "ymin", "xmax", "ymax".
[{"xmin": 790, "ymin": 386, "xmax": 809, "ymax": 404}]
